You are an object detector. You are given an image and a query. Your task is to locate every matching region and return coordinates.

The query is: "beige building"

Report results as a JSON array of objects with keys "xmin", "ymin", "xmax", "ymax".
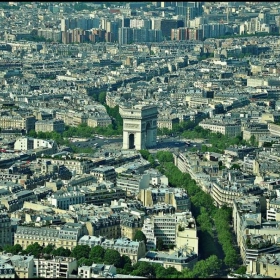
[
  {"xmin": 211, "ymin": 175, "xmax": 263, "ymax": 208},
  {"xmin": 14, "ymin": 223, "xmax": 86, "ymax": 251},
  {"xmin": 247, "ymin": 253, "xmax": 280, "ymax": 278},
  {"xmin": 243, "ymin": 127, "xmax": 270, "ymax": 142},
  {"xmin": 85, "ymin": 219, "xmax": 121, "ymax": 240},
  {"xmin": 0, "ymin": 115, "xmax": 35, "ymax": 132},
  {"xmin": 157, "ymin": 116, "xmax": 180, "ymax": 130},
  {"xmin": 176, "ymin": 220, "xmax": 199, "ymax": 255},
  {"xmin": 40, "ymin": 158, "xmax": 95, "ymax": 175},
  {"xmin": 140, "ymin": 247, "xmax": 197, "ymax": 272},
  {"xmin": 102, "ymin": 237, "xmax": 146, "ymax": 264},
  {"xmin": 120, "ymin": 217, "xmax": 143, "ymax": 240},
  {"xmin": 199, "ymin": 120, "xmax": 241, "ymax": 137},
  {"xmin": 268, "ymin": 123, "xmax": 280, "ymax": 137},
  {"xmin": 90, "ymin": 166, "xmax": 116, "ymax": 184},
  {"xmin": 10, "ymin": 255, "xmax": 34, "ymax": 279},
  {"xmin": 35, "ymin": 119, "xmax": 65, "ymax": 133},
  {"xmin": 87, "ymin": 115, "xmax": 111, "ymax": 128}
]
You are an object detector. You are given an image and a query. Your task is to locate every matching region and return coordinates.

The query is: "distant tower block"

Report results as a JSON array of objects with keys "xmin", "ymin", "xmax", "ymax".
[{"xmin": 119, "ymin": 104, "xmax": 158, "ymax": 150}]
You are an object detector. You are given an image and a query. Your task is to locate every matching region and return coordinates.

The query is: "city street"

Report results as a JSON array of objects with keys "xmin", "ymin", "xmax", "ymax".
[{"xmin": 71, "ymin": 135, "xmax": 202, "ymax": 153}]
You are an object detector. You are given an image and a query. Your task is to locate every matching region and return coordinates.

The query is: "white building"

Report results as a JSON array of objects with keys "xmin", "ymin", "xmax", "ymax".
[
  {"xmin": 14, "ymin": 137, "xmax": 57, "ymax": 152},
  {"xmin": 33, "ymin": 257, "xmax": 77, "ymax": 278},
  {"xmin": 141, "ymin": 217, "xmax": 157, "ymax": 250},
  {"xmin": 47, "ymin": 191, "xmax": 86, "ymax": 210},
  {"xmin": 116, "ymin": 173, "xmax": 150, "ymax": 195},
  {"xmin": 78, "ymin": 263, "xmax": 116, "ymax": 278}
]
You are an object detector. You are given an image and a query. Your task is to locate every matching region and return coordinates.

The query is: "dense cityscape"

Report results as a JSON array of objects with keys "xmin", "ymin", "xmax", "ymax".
[{"xmin": 0, "ymin": 1, "xmax": 280, "ymax": 278}]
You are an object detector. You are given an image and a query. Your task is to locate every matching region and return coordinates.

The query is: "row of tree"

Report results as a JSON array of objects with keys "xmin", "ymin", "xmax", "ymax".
[
  {"xmin": 143, "ymin": 150, "xmax": 241, "ymax": 269},
  {"xmin": 161, "ymin": 124, "xmax": 250, "ymax": 153},
  {"xmin": 1, "ymin": 242, "xmax": 223, "ymax": 278}
]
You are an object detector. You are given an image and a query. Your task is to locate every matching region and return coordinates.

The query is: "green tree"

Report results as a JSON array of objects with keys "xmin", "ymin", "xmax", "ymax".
[
  {"xmin": 122, "ymin": 255, "xmax": 133, "ymax": 273},
  {"xmin": 3, "ymin": 244, "xmax": 22, "ymax": 255},
  {"xmin": 98, "ymin": 92, "xmax": 106, "ymax": 104},
  {"xmin": 165, "ymin": 266, "xmax": 181, "ymax": 278},
  {"xmin": 204, "ymin": 255, "xmax": 222, "ymax": 275},
  {"xmin": 52, "ymin": 247, "xmax": 71, "ymax": 257},
  {"xmin": 89, "ymin": 245, "xmax": 105, "ymax": 260},
  {"xmin": 154, "ymin": 264, "xmax": 167, "ymax": 278},
  {"xmin": 28, "ymin": 129, "xmax": 37, "ymax": 138},
  {"xmin": 42, "ymin": 244, "xmax": 55, "ymax": 255},
  {"xmin": 230, "ymin": 164, "xmax": 241, "ymax": 170},
  {"xmin": 131, "ymin": 262, "xmax": 156, "ymax": 278},
  {"xmin": 70, "ymin": 245, "xmax": 91, "ymax": 260},
  {"xmin": 104, "ymin": 249, "xmax": 123, "ymax": 268},
  {"xmin": 133, "ymin": 230, "xmax": 147, "ymax": 245},
  {"xmin": 234, "ymin": 265, "xmax": 247, "ymax": 275},
  {"xmin": 25, "ymin": 242, "xmax": 43, "ymax": 258},
  {"xmin": 148, "ymin": 154, "xmax": 156, "ymax": 167},
  {"xmin": 156, "ymin": 151, "xmax": 173, "ymax": 163},
  {"xmin": 156, "ymin": 238, "xmax": 164, "ymax": 251},
  {"xmin": 139, "ymin": 150, "xmax": 150, "ymax": 160},
  {"xmin": 250, "ymin": 135, "xmax": 257, "ymax": 146},
  {"xmin": 77, "ymin": 257, "xmax": 93, "ymax": 267}
]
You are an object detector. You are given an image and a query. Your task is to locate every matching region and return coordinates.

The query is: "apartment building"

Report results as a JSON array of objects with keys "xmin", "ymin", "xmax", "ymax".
[
  {"xmin": 14, "ymin": 226, "xmax": 60, "ymax": 249},
  {"xmin": 247, "ymin": 253, "xmax": 280, "ymax": 278},
  {"xmin": 99, "ymin": 237, "xmax": 146, "ymax": 263},
  {"xmin": 157, "ymin": 116, "xmax": 180, "ymax": 130},
  {"xmin": 116, "ymin": 173, "xmax": 150, "ymax": 195},
  {"xmin": 90, "ymin": 166, "xmax": 116, "ymax": 184},
  {"xmin": 153, "ymin": 212, "xmax": 177, "ymax": 246},
  {"xmin": 35, "ymin": 119, "xmax": 65, "ymax": 133},
  {"xmin": 78, "ymin": 263, "xmax": 116, "ymax": 278},
  {"xmin": 0, "ymin": 262, "xmax": 15, "ymax": 278},
  {"xmin": 267, "ymin": 207, "xmax": 280, "ymax": 221},
  {"xmin": 243, "ymin": 125, "xmax": 270, "ymax": 141},
  {"xmin": 199, "ymin": 119, "xmax": 241, "ymax": 137},
  {"xmin": 84, "ymin": 184, "xmax": 126, "ymax": 206},
  {"xmin": 138, "ymin": 187, "xmax": 190, "ymax": 212},
  {"xmin": 140, "ymin": 247, "xmax": 197, "ymax": 271},
  {"xmin": 85, "ymin": 216, "xmax": 121, "ymax": 239},
  {"xmin": 58, "ymin": 223, "xmax": 87, "ymax": 250},
  {"xmin": 78, "ymin": 236, "xmax": 104, "ymax": 247},
  {"xmin": 141, "ymin": 217, "xmax": 157, "ymax": 250},
  {"xmin": 14, "ymin": 223, "xmax": 86, "ymax": 250},
  {"xmin": 241, "ymin": 234, "xmax": 280, "ymax": 265},
  {"xmin": 47, "ymin": 191, "xmax": 86, "ymax": 210},
  {"xmin": 0, "ymin": 115, "xmax": 35, "ymax": 133},
  {"xmin": 120, "ymin": 214, "xmax": 143, "ymax": 240},
  {"xmin": 42, "ymin": 158, "xmax": 95, "ymax": 175},
  {"xmin": 1, "ymin": 190, "xmax": 37, "ymax": 212},
  {"xmin": 10, "ymin": 255, "xmax": 34, "ymax": 279},
  {"xmin": 14, "ymin": 137, "xmax": 57, "ymax": 153},
  {"xmin": 211, "ymin": 175, "xmax": 263, "ymax": 208},
  {"xmin": 33, "ymin": 257, "xmax": 77, "ymax": 278},
  {"xmin": 87, "ymin": 115, "xmax": 112, "ymax": 128},
  {"xmin": 266, "ymin": 122, "xmax": 280, "ymax": 137}
]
